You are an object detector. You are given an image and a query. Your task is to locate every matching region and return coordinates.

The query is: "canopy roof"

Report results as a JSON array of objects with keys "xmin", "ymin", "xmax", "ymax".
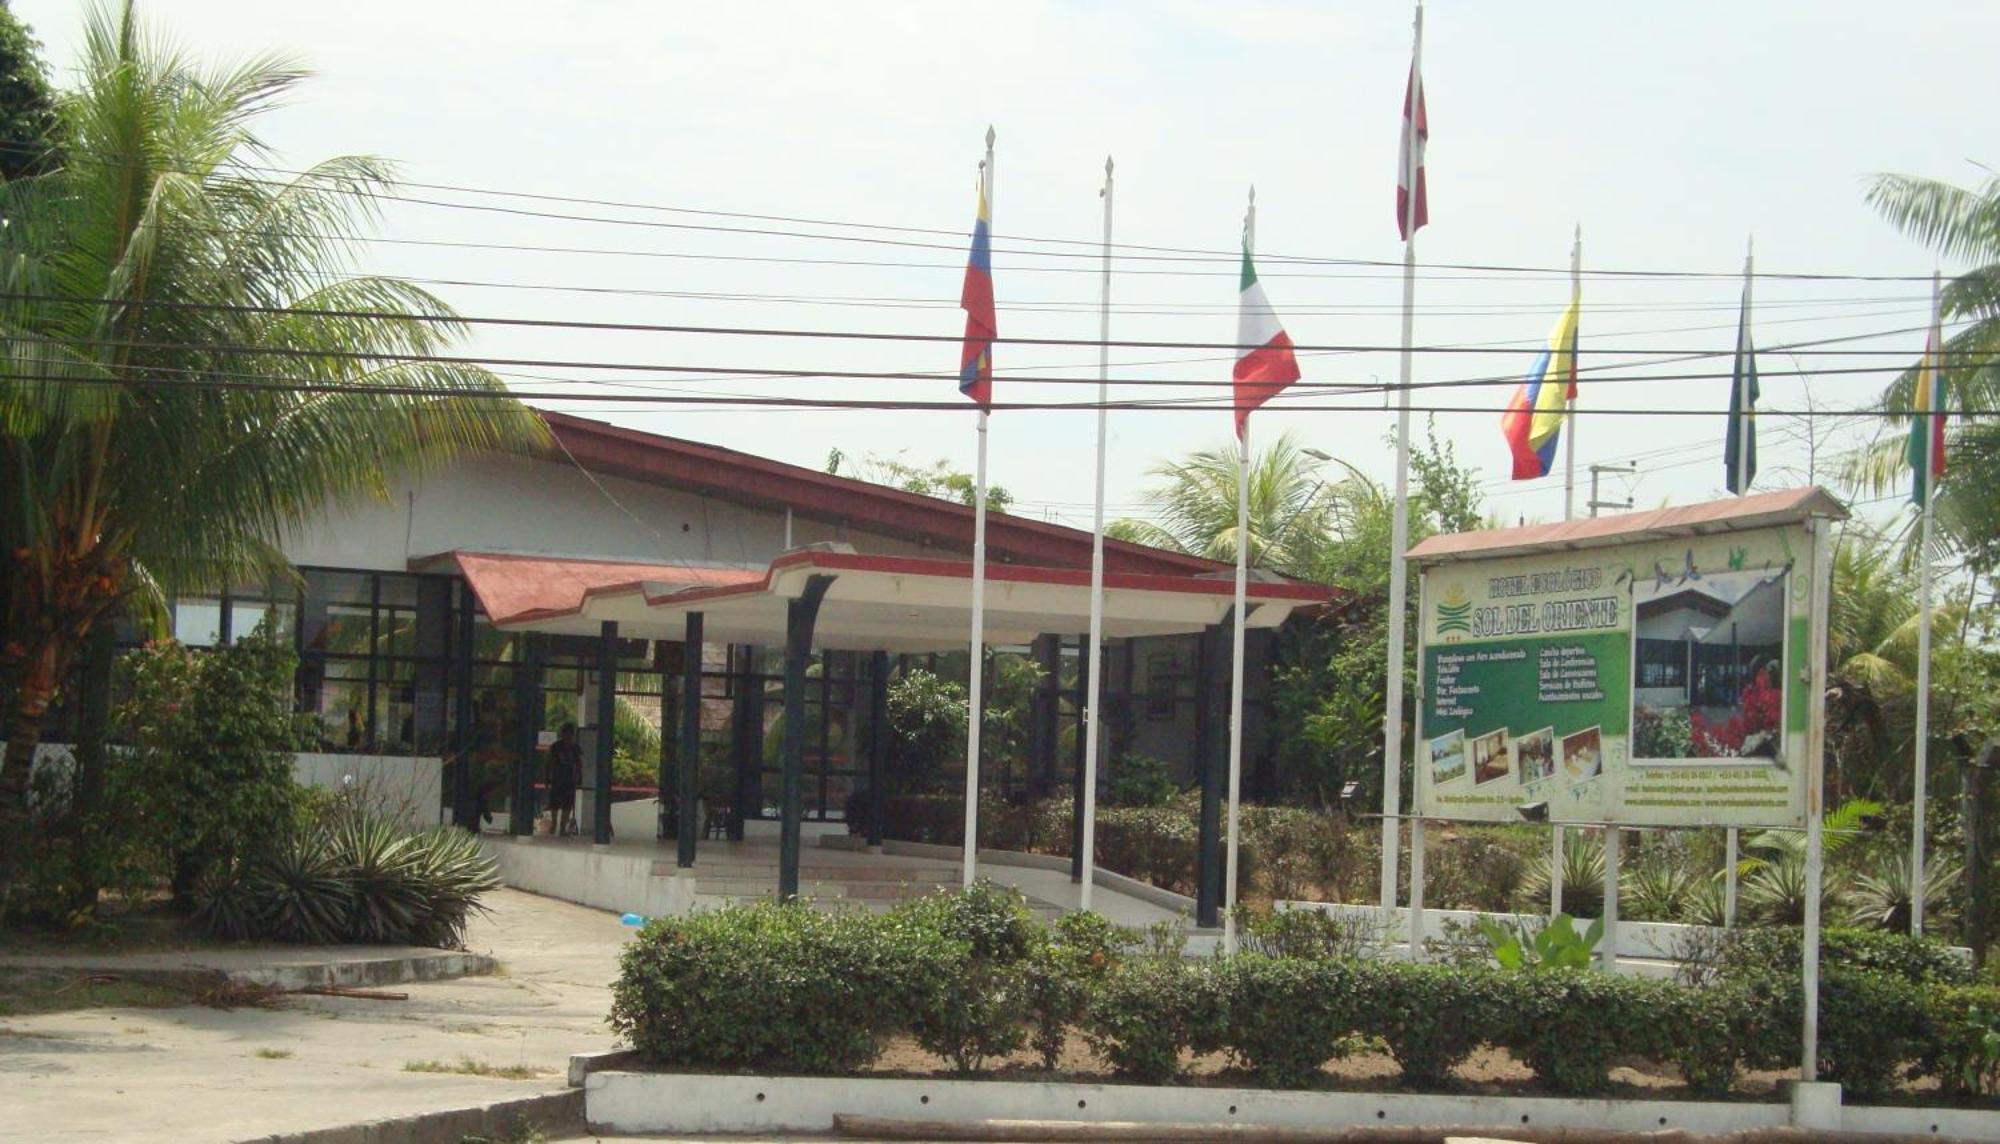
[
  {"xmin": 439, "ymin": 547, "xmax": 1334, "ymax": 652},
  {"xmin": 1406, "ymin": 486, "xmax": 1849, "ymax": 567}
]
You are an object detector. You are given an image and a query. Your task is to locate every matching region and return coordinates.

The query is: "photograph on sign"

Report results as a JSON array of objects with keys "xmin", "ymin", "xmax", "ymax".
[
  {"xmin": 1429, "ymin": 728, "xmax": 1466, "ymax": 786},
  {"xmin": 1516, "ymin": 725, "xmax": 1555, "ymax": 784},
  {"xmin": 1561, "ymin": 726, "xmax": 1601, "ymax": 783},
  {"xmin": 1630, "ymin": 566, "xmax": 1788, "ymax": 765}
]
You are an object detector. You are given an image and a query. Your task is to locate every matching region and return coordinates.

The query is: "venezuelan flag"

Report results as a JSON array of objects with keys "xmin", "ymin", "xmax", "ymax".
[
  {"xmin": 1500, "ymin": 294, "xmax": 1580, "ymax": 480},
  {"xmin": 959, "ymin": 186, "xmax": 996, "ymax": 407}
]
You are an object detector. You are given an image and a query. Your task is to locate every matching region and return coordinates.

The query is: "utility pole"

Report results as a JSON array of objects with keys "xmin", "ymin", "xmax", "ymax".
[{"xmin": 1587, "ymin": 462, "xmax": 1636, "ymax": 518}]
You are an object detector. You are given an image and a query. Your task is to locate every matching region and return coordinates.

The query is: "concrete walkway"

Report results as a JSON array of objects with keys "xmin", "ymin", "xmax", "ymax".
[{"xmin": 0, "ymin": 889, "xmax": 629, "ymax": 1143}]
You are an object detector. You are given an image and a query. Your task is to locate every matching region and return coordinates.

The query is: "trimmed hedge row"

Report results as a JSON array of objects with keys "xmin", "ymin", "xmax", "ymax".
[{"xmin": 608, "ymin": 886, "xmax": 2000, "ymax": 1101}]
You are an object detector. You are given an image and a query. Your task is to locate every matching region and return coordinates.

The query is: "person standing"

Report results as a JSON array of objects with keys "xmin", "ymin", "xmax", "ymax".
[{"xmin": 547, "ymin": 723, "xmax": 581, "ymax": 837}]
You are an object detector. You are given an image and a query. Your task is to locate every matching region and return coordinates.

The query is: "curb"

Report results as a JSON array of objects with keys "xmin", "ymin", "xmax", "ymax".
[
  {"xmin": 0, "ymin": 951, "xmax": 496, "ymax": 994},
  {"xmin": 232, "ymin": 1089, "xmax": 583, "ymax": 1144}
]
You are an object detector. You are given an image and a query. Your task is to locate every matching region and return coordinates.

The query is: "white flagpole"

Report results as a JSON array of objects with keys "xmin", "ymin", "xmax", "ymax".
[
  {"xmin": 1553, "ymin": 224, "xmax": 1579, "ymax": 914},
  {"xmin": 1224, "ymin": 183, "xmax": 1256, "ymax": 954},
  {"xmin": 1912, "ymin": 268, "xmax": 1941, "ymax": 936},
  {"xmin": 1564, "ymin": 224, "xmax": 1580, "ymax": 522},
  {"xmin": 962, "ymin": 127, "xmax": 995, "ymax": 888},
  {"xmin": 1381, "ymin": 0, "xmax": 1423, "ymax": 928},
  {"xmin": 1079, "ymin": 156, "xmax": 1114, "ymax": 912}
]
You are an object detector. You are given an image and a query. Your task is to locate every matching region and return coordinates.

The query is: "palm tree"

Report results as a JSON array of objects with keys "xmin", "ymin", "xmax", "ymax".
[
  {"xmin": 0, "ymin": 3, "xmax": 545, "ymax": 913},
  {"xmin": 1106, "ymin": 430, "xmax": 1346, "ymax": 573},
  {"xmin": 1843, "ymin": 172, "xmax": 2000, "ymax": 572}
]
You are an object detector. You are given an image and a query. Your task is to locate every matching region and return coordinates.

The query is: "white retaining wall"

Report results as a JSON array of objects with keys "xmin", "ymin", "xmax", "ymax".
[
  {"xmin": 292, "ymin": 753, "xmax": 441, "ymax": 829},
  {"xmin": 584, "ymin": 1072, "xmax": 1996, "ymax": 1139},
  {"xmin": 478, "ymin": 835, "xmax": 696, "ymax": 919},
  {"xmin": 1279, "ymin": 899, "xmax": 1977, "ymax": 966}
]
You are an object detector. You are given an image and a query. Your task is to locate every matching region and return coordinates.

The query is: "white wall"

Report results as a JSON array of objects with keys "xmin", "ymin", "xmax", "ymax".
[
  {"xmin": 280, "ymin": 452, "xmax": 937, "ymax": 573},
  {"xmin": 293, "ymin": 752, "xmax": 442, "ymax": 829}
]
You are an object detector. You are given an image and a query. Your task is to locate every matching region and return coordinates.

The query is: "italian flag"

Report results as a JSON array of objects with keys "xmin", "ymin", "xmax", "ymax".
[
  {"xmin": 1907, "ymin": 327, "xmax": 1947, "ymax": 505},
  {"xmin": 1233, "ymin": 245, "xmax": 1301, "ymax": 439}
]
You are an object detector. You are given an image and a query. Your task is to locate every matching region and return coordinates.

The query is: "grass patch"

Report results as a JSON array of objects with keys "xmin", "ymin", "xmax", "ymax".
[
  {"xmin": 403, "ymin": 1055, "xmax": 544, "ymax": 1081},
  {"xmin": 0, "ymin": 972, "xmax": 191, "ymax": 1017},
  {"xmin": 253, "ymin": 1047, "xmax": 293, "ymax": 1059}
]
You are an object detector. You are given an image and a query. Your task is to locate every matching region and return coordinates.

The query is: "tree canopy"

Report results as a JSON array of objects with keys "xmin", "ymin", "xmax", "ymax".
[
  {"xmin": 0, "ymin": 1, "xmax": 60, "ymax": 181},
  {"xmin": 0, "ymin": 1, "xmax": 546, "ymax": 918}
]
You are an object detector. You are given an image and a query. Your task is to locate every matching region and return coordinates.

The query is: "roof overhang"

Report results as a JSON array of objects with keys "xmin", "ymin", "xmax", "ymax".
[
  {"xmin": 437, "ymin": 548, "xmax": 1333, "ymax": 653},
  {"xmin": 1406, "ymin": 486, "xmax": 1850, "ymax": 568}
]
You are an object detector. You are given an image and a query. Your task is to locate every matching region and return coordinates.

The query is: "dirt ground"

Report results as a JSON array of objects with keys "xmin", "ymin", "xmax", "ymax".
[{"xmin": 863, "ymin": 1034, "xmax": 1908, "ymax": 1105}]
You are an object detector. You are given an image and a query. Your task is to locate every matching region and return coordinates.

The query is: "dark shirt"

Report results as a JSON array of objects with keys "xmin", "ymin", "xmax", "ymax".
[{"xmin": 548, "ymin": 739, "xmax": 581, "ymax": 788}]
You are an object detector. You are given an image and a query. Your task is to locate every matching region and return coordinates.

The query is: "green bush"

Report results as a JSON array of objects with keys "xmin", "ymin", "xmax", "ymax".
[
  {"xmin": 191, "ymin": 813, "xmax": 499, "ymax": 947},
  {"xmin": 1222, "ymin": 955, "xmax": 1358, "ymax": 1087},
  {"xmin": 1495, "ymin": 971, "xmax": 1663, "ymax": 1094},
  {"xmin": 118, "ymin": 632, "xmax": 303, "ymax": 899},
  {"xmin": 1356, "ymin": 961, "xmax": 1504, "ymax": 1088},
  {"xmin": 1083, "ymin": 956, "xmax": 1226, "ymax": 1083},
  {"xmin": 1106, "ymin": 754, "xmax": 1178, "ymax": 808},
  {"xmin": 1242, "ymin": 905, "xmax": 1380, "ymax": 960},
  {"xmin": 1021, "ymin": 911, "xmax": 1126, "ymax": 1070},
  {"xmin": 886, "ymin": 882, "xmax": 1038, "ymax": 1072},
  {"xmin": 1654, "ymin": 980, "xmax": 1756, "ymax": 1096},
  {"xmin": 1924, "ymin": 985, "xmax": 2000, "ymax": 1098},
  {"xmin": 610, "ymin": 902, "xmax": 952, "ymax": 1073},
  {"xmin": 1723, "ymin": 964, "xmax": 1936, "ymax": 1099},
  {"xmin": 1820, "ymin": 969, "xmax": 1933, "ymax": 1099},
  {"xmin": 1716, "ymin": 926, "xmax": 1975, "ymax": 987}
]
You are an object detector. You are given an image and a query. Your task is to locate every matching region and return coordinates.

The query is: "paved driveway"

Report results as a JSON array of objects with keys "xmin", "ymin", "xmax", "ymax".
[{"xmin": 0, "ymin": 890, "xmax": 632, "ymax": 1143}]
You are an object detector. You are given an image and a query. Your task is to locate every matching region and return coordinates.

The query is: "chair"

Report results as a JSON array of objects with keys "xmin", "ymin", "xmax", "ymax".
[{"xmin": 702, "ymin": 802, "xmax": 732, "ymax": 840}]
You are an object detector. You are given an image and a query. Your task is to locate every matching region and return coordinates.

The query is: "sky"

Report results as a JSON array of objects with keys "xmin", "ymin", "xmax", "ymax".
[{"xmin": 14, "ymin": 0, "xmax": 1998, "ymax": 540}]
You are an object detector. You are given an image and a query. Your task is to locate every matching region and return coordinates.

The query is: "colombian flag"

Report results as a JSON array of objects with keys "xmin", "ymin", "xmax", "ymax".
[
  {"xmin": 1499, "ymin": 293, "xmax": 1580, "ymax": 480},
  {"xmin": 1907, "ymin": 324, "xmax": 1947, "ymax": 505},
  {"xmin": 959, "ymin": 187, "xmax": 996, "ymax": 407}
]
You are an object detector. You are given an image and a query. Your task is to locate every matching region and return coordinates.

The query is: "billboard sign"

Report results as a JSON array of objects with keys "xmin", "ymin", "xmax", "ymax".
[{"xmin": 1414, "ymin": 522, "xmax": 1817, "ymax": 827}]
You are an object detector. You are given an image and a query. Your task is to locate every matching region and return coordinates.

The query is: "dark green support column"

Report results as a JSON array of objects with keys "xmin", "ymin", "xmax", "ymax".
[
  {"xmin": 593, "ymin": 620, "xmax": 618, "ymax": 845},
  {"xmin": 1195, "ymin": 613, "xmax": 1234, "ymax": 928},
  {"xmin": 730, "ymin": 645, "xmax": 760, "ymax": 841},
  {"xmin": 867, "ymin": 650, "xmax": 890, "ymax": 848},
  {"xmin": 1029, "ymin": 634, "xmax": 1059, "ymax": 799},
  {"xmin": 677, "ymin": 613, "xmax": 704, "ymax": 868},
  {"xmin": 510, "ymin": 632, "xmax": 543, "ymax": 834},
  {"xmin": 656, "ymin": 640, "xmax": 674, "ymax": 842},
  {"xmin": 452, "ymin": 588, "xmax": 475, "ymax": 830},
  {"xmin": 779, "ymin": 576, "xmax": 836, "ymax": 899}
]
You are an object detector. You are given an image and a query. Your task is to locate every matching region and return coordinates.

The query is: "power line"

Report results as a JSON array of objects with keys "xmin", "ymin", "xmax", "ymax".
[
  {"xmin": 0, "ymin": 363, "xmax": 1965, "ymax": 418},
  {"xmin": 1, "ymin": 144, "xmax": 1956, "ymax": 284},
  {"xmin": 0, "ymin": 292, "xmax": 1969, "ymax": 362}
]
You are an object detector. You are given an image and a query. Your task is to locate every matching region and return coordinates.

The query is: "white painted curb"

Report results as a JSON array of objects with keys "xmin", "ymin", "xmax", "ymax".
[{"xmin": 586, "ymin": 1071, "xmax": 2000, "ymax": 1140}]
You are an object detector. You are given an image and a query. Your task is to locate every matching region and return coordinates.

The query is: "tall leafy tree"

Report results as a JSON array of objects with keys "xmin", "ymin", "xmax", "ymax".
[
  {"xmin": 0, "ymin": 1, "xmax": 60, "ymax": 181},
  {"xmin": 1106, "ymin": 430, "xmax": 1338, "ymax": 572},
  {"xmin": 1844, "ymin": 171, "xmax": 2000, "ymax": 572},
  {"xmin": 0, "ymin": 2, "xmax": 545, "ymax": 915}
]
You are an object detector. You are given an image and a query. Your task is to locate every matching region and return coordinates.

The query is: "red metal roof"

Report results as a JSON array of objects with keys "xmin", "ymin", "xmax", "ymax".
[
  {"xmin": 1406, "ymin": 486, "xmax": 1849, "ymax": 565},
  {"xmin": 536, "ymin": 409, "xmax": 1234, "ymax": 578},
  {"xmin": 449, "ymin": 550, "xmax": 761, "ymax": 627},
  {"xmin": 647, "ymin": 548, "xmax": 1336, "ymax": 610}
]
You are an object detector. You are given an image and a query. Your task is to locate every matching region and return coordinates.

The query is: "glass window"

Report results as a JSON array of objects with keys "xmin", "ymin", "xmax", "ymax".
[{"xmin": 172, "ymin": 598, "xmax": 222, "ymax": 646}]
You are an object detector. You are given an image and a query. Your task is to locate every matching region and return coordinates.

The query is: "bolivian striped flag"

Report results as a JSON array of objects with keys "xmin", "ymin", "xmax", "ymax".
[
  {"xmin": 1907, "ymin": 326, "xmax": 1947, "ymax": 505},
  {"xmin": 1233, "ymin": 243, "xmax": 1301, "ymax": 439},
  {"xmin": 1500, "ymin": 292, "xmax": 1580, "ymax": 479}
]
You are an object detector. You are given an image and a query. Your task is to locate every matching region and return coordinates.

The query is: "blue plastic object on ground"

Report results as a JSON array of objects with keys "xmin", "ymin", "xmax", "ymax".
[{"xmin": 621, "ymin": 913, "xmax": 644, "ymax": 927}]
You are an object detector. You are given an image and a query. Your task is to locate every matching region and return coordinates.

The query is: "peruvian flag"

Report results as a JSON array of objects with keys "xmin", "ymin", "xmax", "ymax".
[
  {"xmin": 1397, "ymin": 63, "xmax": 1428, "ymax": 240},
  {"xmin": 1233, "ymin": 244, "xmax": 1301, "ymax": 439}
]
